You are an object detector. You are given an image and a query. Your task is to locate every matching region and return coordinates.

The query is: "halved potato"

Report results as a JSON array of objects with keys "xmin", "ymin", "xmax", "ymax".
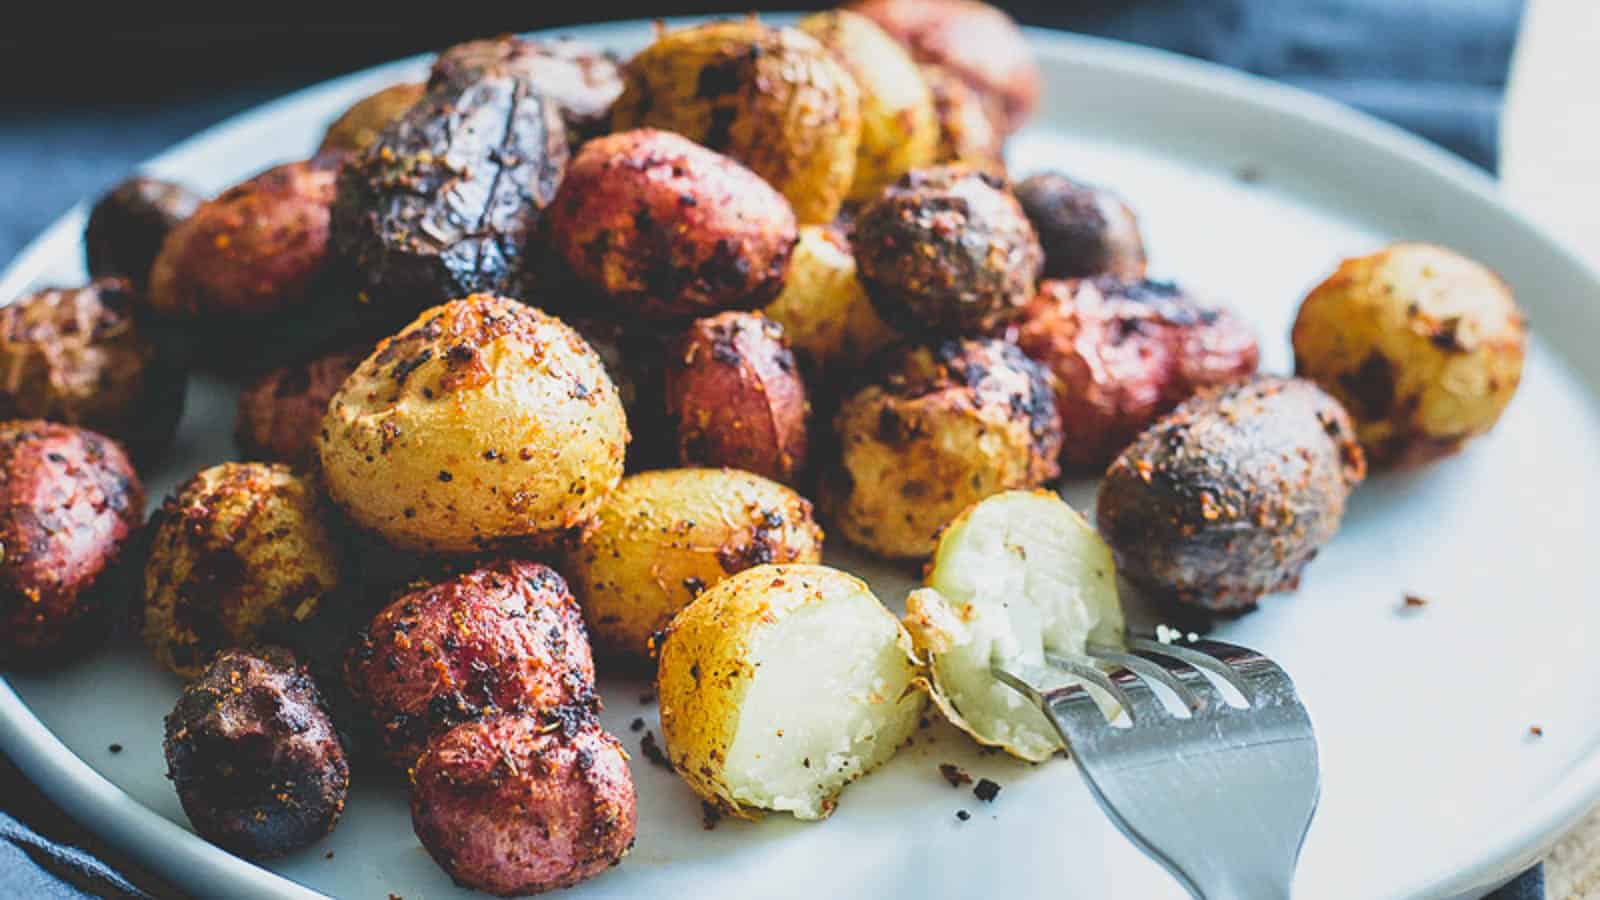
[
  {"xmin": 903, "ymin": 490, "xmax": 1124, "ymax": 761},
  {"xmin": 656, "ymin": 563, "xmax": 924, "ymax": 820}
]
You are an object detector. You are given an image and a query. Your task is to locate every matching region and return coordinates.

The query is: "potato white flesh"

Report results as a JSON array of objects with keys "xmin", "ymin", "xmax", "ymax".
[{"xmin": 904, "ymin": 490, "xmax": 1123, "ymax": 761}]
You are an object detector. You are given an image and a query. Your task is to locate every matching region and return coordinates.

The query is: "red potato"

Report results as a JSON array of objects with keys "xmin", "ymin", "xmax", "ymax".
[{"xmin": 235, "ymin": 347, "xmax": 365, "ymax": 467}]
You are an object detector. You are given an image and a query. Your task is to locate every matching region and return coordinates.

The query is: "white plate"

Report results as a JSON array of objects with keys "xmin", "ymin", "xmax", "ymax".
[{"xmin": 3, "ymin": 19, "xmax": 1599, "ymax": 900}]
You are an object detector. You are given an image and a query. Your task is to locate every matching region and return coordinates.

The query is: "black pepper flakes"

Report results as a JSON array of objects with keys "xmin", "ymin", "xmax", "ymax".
[
  {"xmin": 108, "ymin": 743, "xmax": 123, "ymax": 754},
  {"xmin": 956, "ymin": 809, "xmax": 971, "ymax": 821},
  {"xmin": 973, "ymin": 778, "xmax": 1001, "ymax": 802},
  {"xmin": 630, "ymin": 717, "xmax": 645, "ymax": 733},
  {"xmin": 939, "ymin": 763, "xmax": 972, "ymax": 788},
  {"xmin": 640, "ymin": 731, "xmax": 670, "ymax": 769},
  {"xmin": 437, "ymin": 470, "xmax": 453, "ymax": 482}
]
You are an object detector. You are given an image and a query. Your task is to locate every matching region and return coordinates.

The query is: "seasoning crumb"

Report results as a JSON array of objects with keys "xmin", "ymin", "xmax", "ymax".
[
  {"xmin": 629, "ymin": 717, "xmax": 645, "ymax": 733},
  {"xmin": 325, "ymin": 850, "xmax": 335, "ymax": 860},
  {"xmin": 639, "ymin": 692, "xmax": 655, "ymax": 705},
  {"xmin": 1401, "ymin": 593, "xmax": 1428, "ymax": 610},
  {"xmin": 939, "ymin": 763, "xmax": 973, "ymax": 788},
  {"xmin": 973, "ymin": 778, "xmax": 1002, "ymax": 803},
  {"xmin": 1530, "ymin": 725, "xmax": 1545, "ymax": 738},
  {"xmin": 640, "ymin": 731, "xmax": 671, "ymax": 769},
  {"xmin": 1234, "ymin": 164, "xmax": 1263, "ymax": 184},
  {"xmin": 955, "ymin": 809, "xmax": 971, "ymax": 822},
  {"xmin": 108, "ymin": 743, "xmax": 122, "ymax": 754},
  {"xmin": 701, "ymin": 801, "xmax": 723, "ymax": 830}
]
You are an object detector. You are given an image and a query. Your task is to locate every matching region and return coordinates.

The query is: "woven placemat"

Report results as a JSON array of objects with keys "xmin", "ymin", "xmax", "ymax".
[{"xmin": 1548, "ymin": 806, "xmax": 1600, "ymax": 899}]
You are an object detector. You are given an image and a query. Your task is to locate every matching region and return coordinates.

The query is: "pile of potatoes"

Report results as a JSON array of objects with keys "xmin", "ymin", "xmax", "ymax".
[{"xmin": 0, "ymin": 0, "xmax": 1534, "ymax": 895}]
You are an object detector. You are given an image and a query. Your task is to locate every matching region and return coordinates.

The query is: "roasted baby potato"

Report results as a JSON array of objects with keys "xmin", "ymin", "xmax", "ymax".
[
  {"xmin": 1015, "ymin": 173, "xmax": 1147, "ymax": 280},
  {"xmin": 429, "ymin": 35, "xmax": 622, "ymax": 151},
  {"xmin": 235, "ymin": 346, "xmax": 364, "ymax": 467},
  {"xmin": 0, "ymin": 421, "xmax": 143, "ymax": 665},
  {"xmin": 762, "ymin": 225, "xmax": 898, "ymax": 376},
  {"xmin": 855, "ymin": 165, "xmax": 1042, "ymax": 336},
  {"xmin": 920, "ymin": 64, "xmax": 1006, "ymax": 176},
  {"xmin": 823, "ymin": 338, "xmax": 1062, "ymax": 560},
  {"xmin": 84, "ymin": 176, "xmax": 203, "ymax": 289},
  {"xmin": 411, "ymin": 715, "xmax": 635, "ymax": 896},
  {"xmin": 656, "ymin": 563, "xmax": 925, "ymax": 820},
  {"xmin": 797, "ymin": 10, "xmax": 938, "ymax": 202},
  {"xmin": 1014, "ymin": 278, "xmax": 1260, "ymax": 469},
  {"xmin": 566, "ymin": 467, "xmax": 824, "ymax": 664},
  {"xmin": 0, "ymin": 280, "xmax": 187, "ymax": 461},
  {"xmin": 851, "ymin": 0, "xmax": 1040, "ymax": 135},
  {"xmin": 332, "ymin": 73, "xmax": 568, "ymax": 326},
  {"xmin": 545, "ymin": 129, "xmax": 797, "ymax": 321},
  {"xmin": 346, "ymin": 559, "xmax": 596, "ymax": 769},
  {"xmin": 317, "ymin": 81, "xmax": 426, "ymax": 153},
  {"xmin": 318, "ymin": 295, "xmax": 628, "ymax": 554},
  {"xmin": 165, "ymin": 647, "xmax": 348, "ymax": 859},
  {"xmin": 1097, "ymin": 377, "xmax": 1367, "ymax": 611},
  {"xmin": 904, "ymin": 490, "xmax": 1124, "ymax": 761},
  {"xmin": 142, "ymin": 463, "xmax": 342, "ymax": 678},
  {"xmin": 665, "ymin": 311, "xmax": 810, "ymax": 483},
  {"xmin": 610, "ymin": 20, "xmax": 862, "ymax": 225},
  {"xmin": 1292, "ymin": 242, "xmax": 1527, "ymax": 467}
]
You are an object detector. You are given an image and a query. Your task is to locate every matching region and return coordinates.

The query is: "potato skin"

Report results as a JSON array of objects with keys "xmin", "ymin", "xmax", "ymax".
[
  {"xmin": 317, "ymin": 295, "xmax": 627, "ymax": 554},
  {"xmin": 411, "ymin": 715, "xmax": 635, "ymax": 896},
  {"xmin": 1292, "ymin": 242, "xmax": 1527, "ymax": 467},
  {"xmin": 610, "ymin": 20, "xmax": 862, "ymax": 225},
  {"xmin": 235, "ymin": 346, "xmax": 364, "ymax": 467},
  {"xmin": 797, "ymin": 10, "xmax": 939, "ymax": 203},
  {"xmin": 850, "ymin": 0, "xmax": 1040, "ymax": 135},
  {"xmin": 665, "ymin": 312, "xmax": 810, "ymax": 483},
  {"xmin": 164, "ymin": 647, "xmax": 348, "ymax": 859},
  {"xmin": 855, "ymin": 165, "xmax": 1043, "ymax": 336},
  {"xmin": 142, "ymin": 463, "xmax": 341, "ymax": 678},
  {"xmin": 823, "ymin": 338, "xmax": 1062, "ymax": 559},
  {"xmin": 1096, "ymin": 377, "xmax": 1366, "ymax": 611},
  {"xmin": 428, "ymin": 36, "xmax": 622, "ymax": 151},
  {"xmin": 921, "ymin": 64, "xmax": 1006, "ymax": 176},
  {"xmin": 318, "ymin": 82, "xmax": 426, "ymax": 153},
  {"xmin": 566, "ymin": 468, "xmax": 824, "ymax": 664},
  {"xmin": 1014, "ymin": 278, "xmax": 1260, "ymax": 469},
  {"xmin": 0, "ymin": 279, "xmax": 187, "ymax": 461},
  {"xmin": 84, "ymin": 176, "xmax": 203, "ymax": 289},
  {"xmin": 345, "ymin": 559, "xmax": 596, "ymax": 769},
  {"xmin": 0, "ymin": 421, "xmax": 143, "ymax": 665},
  {"xmin": 1015, "ymin": 173, "xmax": 1147, "ymax": 281},
  {"xmin": 762, "ymin": 225, "xmax": 899, "ymax": 377},
  {"xmin": 545, "ymin": 129, "xmax": 798, "ymax": 321}
]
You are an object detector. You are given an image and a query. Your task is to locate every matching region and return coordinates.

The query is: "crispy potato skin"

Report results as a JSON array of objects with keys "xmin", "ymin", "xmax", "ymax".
[
  {"xmin": 665, "ymin": 312, "xmax": 810, "ymax": 483},
  {"xmin": 1292, "ymin": 242, "xmax": 1527, "ymax": 467},
  {"xmin": 610, "ymin": 20, "xmax": 862, "ymax": 224},
  {"xmin": 164, "ymin": 647, "xmax": 348, "ymax": 859},
  {"xmin": 411, "ymin": 715, "xmax": 635, "ymax": 896},
  {"xmin": 855, "ymin": 165, "xmax": 1042, "ymax": 336},
  {"xmin": 317, "ymin": 295, "xmax": 627, "ymax": 554},
  {"xmin": 85, "ymin": 176, "xmax": 203, "ymax": 290},
  {"xmin": 1014, "ymin": 278, "xmax": 1260, "ymax": 469},
  {"xmin": 142, "ymin": 463, "xmax": 341, "ymax": 678},
  {"xmin": 0, "ymin": 280, "xmax": 187, "ymax": 461},
  {"xmin": 1015, "ymin": 174, "xmax": 1147, "ymax": 281},
  {"xmin": 850, "ymin": 0, "xmax": 1040, "ymax": 135},
  {"xmin": 1096, "ymin": 377, "xmax": 1366, "ymax": 611},
  {"xmin": 0, "ymin": 421, "xmax": 142, "ymax": 665},
  {"xmin": 545, "ymin": 129, "xmax": 798, "ymax": 321},
  {"xmin": 317, "ymin": 82, "xmax": 426, "ymax": 154},
  {"xmin": 235, "ymin": 347, "xmax": 364, "ymax": 467},
  {"xmin": 798, "ymin": 10, "xmax": 939, "ymax": 202},
  {"xmin": 920, "ymin": 64, "xmax": 1006, "ymax": 176},
  {"xmin": 429, "ymin": 36, "xmax": 622, "ymax": 151},
  {"xmin": 823, "ymin": 339, "xmax": 1062, "ymax": 559},
  {"xmin": 762, "ymin": 225, "xmax": 898, "ymax": 377},
  {"xmin": 345, "ymin": 559, "xmax": 596, "ymax": 769},
  {"xmin": 566, "ymin": 468, "xmax": 824, "ymax": 664}
]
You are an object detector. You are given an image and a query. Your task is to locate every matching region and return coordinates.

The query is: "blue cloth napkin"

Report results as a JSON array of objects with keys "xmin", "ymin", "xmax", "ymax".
[{"xmin": 0, "ymin": 813, "xmax": 148, "ymax": 899}]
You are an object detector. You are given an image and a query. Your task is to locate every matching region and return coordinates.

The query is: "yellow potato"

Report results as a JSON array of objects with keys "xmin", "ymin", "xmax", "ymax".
[{"xmin": 762, "ymin": 225, "xmax": 899, "ymax": 375}]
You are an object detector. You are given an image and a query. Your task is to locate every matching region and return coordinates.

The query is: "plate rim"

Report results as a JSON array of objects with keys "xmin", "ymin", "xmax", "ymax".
[{"xmin": 2, "ymin": 19, "xmax": 1596, "ymax": 900}]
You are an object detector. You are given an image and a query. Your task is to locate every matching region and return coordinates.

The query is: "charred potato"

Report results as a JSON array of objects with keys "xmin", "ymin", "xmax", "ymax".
[
  {"xmin": 665, "ymin": 312, "xmax": 810, "ymax": 483},
  {"xmin": 855, "ymin": 165, "xmax": 1042, "ymax": 336},
  {"xmin": 797, "ymin": 10, "xmax": 939, "ymax": 202},
  {"xmin": 823, "ymin": 339, "xmax": 1062, "ymax": 560},
  {"xmin": 566, "ymin": 468, "xmax": 824, "ymax": 665},
  {"xmin": 656, "ymin": 563, "xmax": 924, "ymax": 820},
  {"xmin": 905, "ymin": 490, "xmax": 1124, "ymax": 761},
  {"xmin": 318, "ymin": 295, "xmax": 627, "ymax": 554},
  {"xmin": 1292, "ymin": 242, "xmax": 1527, "ymax": 466},
  {"xmin": 0, "ymin": 280, "xmax": 187, "ymax": 460},
  {"xmin": 850, "ymin": 0, "xmax": 1040, "ymax": 135},
  {"xmin": 610, "ymin": 20, "xmax": 862, "ymax": 224},
  {"xmin": 1014, "ymin": 278, "xmax": 1260, "ymax": 469},
  {"xmin": 164, "ymin": 647, "xmax": 348, "ymax": 858},
  {"xmin": 1097, "ymin": 377, "xmax": 1367, "ymax": 611},
  {"xmin": 235, "ymin": 346, "xmax": 364, "ymax": 468},
  {"xmin": 84, "ymin": 176, "xmax": 203, "ymax": 289},
  {"xmin": 1015, "ymin": 173, "xmax": 1147, "ymax": 281},
  {"xmin": 545, "ymin": 129, "xmax": 797, "ymax": 321},
  {"xmin": 763, "ymin": 225, "xmax": 898, "ymax": 376},
  {"xmin": 142, "ymin": 463, "xmax": 341, "ymax": 678},
  {"xmin": 921, "ymin": 64, "xmax": 1006, "ymax": 176},
  {"xmin": 429, "ymin": 35, "xmax": 622, "ymax": 151},
  {"xmin": 0, "ymin": 421, "xmax": 142, "ymax": 665},
  {"xmin": 332, "ymin": 73, "xmax": 567, "ymax": 325},
  {"xmin": 346, "ymin": 559, "xmax": 595, "ymax": 769},
  {"xmin": 317, "ymin": 82, "xmax": 426, "ymax": 153},
  {"xmin": 412, "ymin": 715, "xmax": 635, "ymax": 895}
]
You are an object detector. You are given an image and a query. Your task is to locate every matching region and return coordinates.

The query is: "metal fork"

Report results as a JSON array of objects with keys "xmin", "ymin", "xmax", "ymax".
[{"xmin": 994, "ymin": 637, "xmax": 1319, "ymax": 900}]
